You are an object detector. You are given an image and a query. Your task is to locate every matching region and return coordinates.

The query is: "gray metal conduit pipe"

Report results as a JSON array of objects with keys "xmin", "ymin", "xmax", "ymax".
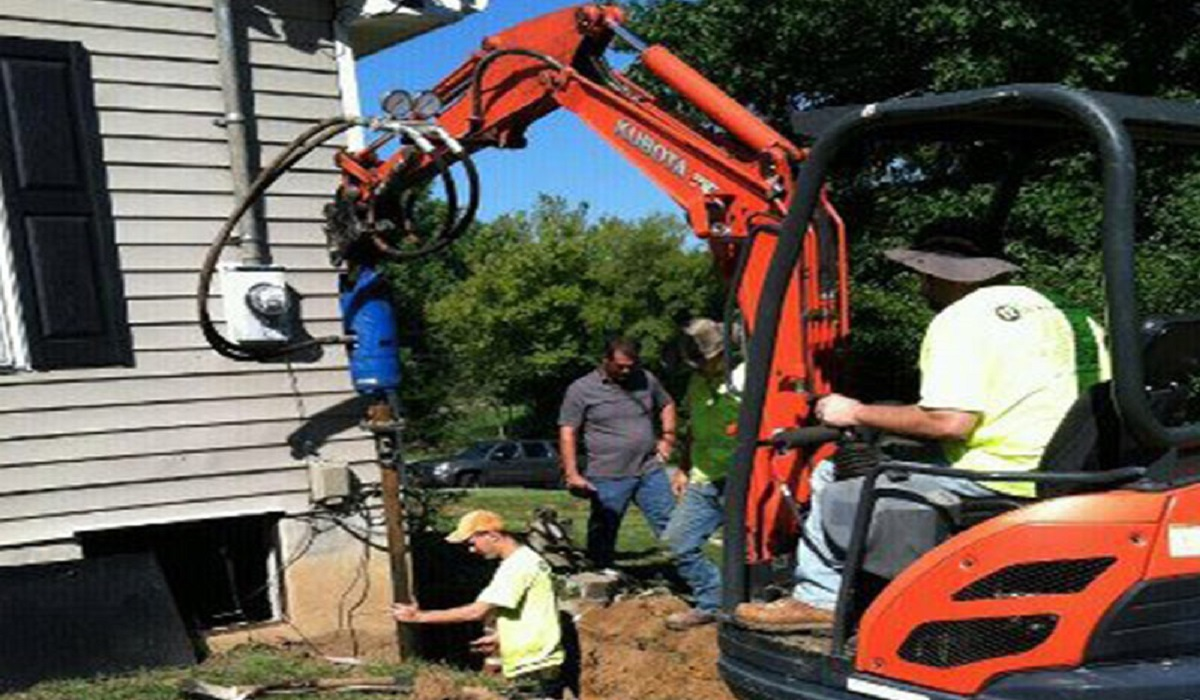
[{"xmin": 213, "ymin": 0, "xmax": 268, "ymax": 265}]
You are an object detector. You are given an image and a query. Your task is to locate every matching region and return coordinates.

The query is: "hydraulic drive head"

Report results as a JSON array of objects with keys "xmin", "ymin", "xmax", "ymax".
[{"xmin": 340, "ymin": 265, "xmax": 401, "ymax": 396}]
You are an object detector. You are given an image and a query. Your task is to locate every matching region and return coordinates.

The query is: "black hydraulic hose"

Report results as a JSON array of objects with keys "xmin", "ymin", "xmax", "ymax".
[
  {"xmin": 376, "ymin": 149, "xmax": 459, "ymax": 259},
  {"xmin": 202, "ymin": 45, "xmax": 547, "ymax": 360},
  {"xmin": 390, "ymin": 149, "xmax": 480, "ymax": 259},
  {"xmin": 722, "ymin": 224, "xmax": 778, "ymax": 394},
  {"xmin": 443, "ymin": 150, "xmax": 481, "ymax": 245},
  {"xmin": 199, "ymin": 116, "xmax": 360, "ymax": 361},
  {"xmin": 469, "ymin": 49, "xmax": 564, "ymax": 129},
  {"xmin": 373, "ymin": 147, "xmax": 480, "ymax": 261}
]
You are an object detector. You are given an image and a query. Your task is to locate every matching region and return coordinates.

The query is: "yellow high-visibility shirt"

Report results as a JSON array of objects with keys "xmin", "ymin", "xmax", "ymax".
[
  {"xmin": 476, "ymin": 546, "xmax": 564, "ymax": 679},
  {"xmin": 919, "ymin": 285, "xmax": 1111, "ymax": 497}
]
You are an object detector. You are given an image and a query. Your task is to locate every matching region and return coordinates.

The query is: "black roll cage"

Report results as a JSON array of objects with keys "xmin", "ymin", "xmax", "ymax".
[{"xmin": 724, "ymin": 84, "xmax": 1200, "ymax": 614}]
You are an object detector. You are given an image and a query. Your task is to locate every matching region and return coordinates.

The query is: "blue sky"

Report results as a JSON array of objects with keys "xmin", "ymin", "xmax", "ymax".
[{"xmin": 356, "ymin": 1, "xmax": 678, "ymax": 224}]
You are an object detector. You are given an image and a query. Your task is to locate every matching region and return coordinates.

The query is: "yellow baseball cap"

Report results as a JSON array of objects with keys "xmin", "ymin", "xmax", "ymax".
[{"xmin": 445, "ymin": 510, "xmax": 506, "ymax": 543}]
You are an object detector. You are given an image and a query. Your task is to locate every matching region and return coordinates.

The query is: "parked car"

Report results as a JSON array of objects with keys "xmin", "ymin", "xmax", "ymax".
[{"xmin": 408, "ymin": 439, "xmax": 564, "ymax": 488}]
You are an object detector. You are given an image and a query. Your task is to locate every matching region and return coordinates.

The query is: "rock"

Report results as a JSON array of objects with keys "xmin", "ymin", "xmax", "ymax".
[{"xmin": 562, "ymin": 571, "xmax": 622, "ymax": 603}]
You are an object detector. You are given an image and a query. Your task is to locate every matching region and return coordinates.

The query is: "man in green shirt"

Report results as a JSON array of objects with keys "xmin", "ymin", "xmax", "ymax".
[
  {"xmin": 663, "ymin": 318, "xmax": 742, "ymax": 631},
  {"xmin": 735, "ymin": 219, "xmax": 1109, "ymax": 633},
  {"xmin": 393, "ymin": 510, "xmax": 565, "ymax": 697}
]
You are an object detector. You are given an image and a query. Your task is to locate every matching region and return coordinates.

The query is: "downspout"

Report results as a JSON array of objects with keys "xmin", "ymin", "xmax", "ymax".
[{"xmin": 213, "ymin": 0, "xmax": 268, "ymax": 265}]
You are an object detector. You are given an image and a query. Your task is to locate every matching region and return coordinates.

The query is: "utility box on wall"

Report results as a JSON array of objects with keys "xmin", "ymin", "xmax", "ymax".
[{"xmin": 219, "ymin": 264, "xmax": 293, "ymax": 345}]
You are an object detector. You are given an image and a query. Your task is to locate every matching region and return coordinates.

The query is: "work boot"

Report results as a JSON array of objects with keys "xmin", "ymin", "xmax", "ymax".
[
  {"xmin": 665, "ymin": 608, "xmax": 716, "ymax": 631},
  {"xmin": 733, "ymin": 598, "xmax": 834, "ymax": 633}
]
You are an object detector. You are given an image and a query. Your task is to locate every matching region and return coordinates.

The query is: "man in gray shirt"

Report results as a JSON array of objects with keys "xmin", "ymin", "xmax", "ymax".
[{"xmin": 558, "ymin": 337, "xmax": 678, "ymax": 569}]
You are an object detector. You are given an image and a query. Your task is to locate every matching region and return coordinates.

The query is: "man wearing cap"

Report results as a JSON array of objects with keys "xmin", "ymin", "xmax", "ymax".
[
  {"xmin": 558, "ymin": 337, "xmax": 678, "ymax": 571},
  {"xmin": 735, "ymin": 218, "xmax": 1109, "ymax": 632},
  {"xmin": 393, "ymin": 510, "xmax": 565, "ymax": 697},
  {"xmin": 663, "ymin": 318, "xmax": 742, "ymax": 630}
]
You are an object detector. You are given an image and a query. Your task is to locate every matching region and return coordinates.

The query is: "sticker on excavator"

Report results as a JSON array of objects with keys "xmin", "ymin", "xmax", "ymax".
[
  {"xmin": 1168, "ymin": 524, "xmax": 1200, "ymax": 557},
  {"xmin": 846, "ymin": 677, "xmax": 928, "ymax": 700}
]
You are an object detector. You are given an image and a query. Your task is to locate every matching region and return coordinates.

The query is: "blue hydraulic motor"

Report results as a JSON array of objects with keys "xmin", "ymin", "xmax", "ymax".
[{"xmin": 339, "ymin": 265, "xmax": 401, "ymax": 396}]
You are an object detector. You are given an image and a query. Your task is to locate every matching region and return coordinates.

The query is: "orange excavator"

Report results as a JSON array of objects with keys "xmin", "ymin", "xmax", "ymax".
[
  {"xmin": 324, "ymin": 2, "xmax": 847, "ymax": 568},
  {"xmin": 203, "ymin": 4, "xmax": 1200, "ymax": 700}
]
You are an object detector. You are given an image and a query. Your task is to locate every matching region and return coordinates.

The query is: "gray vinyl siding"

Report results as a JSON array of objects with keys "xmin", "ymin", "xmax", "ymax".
[{"xmin": 0, "ymin": 0, "xmax": 373, "ymax": 557}]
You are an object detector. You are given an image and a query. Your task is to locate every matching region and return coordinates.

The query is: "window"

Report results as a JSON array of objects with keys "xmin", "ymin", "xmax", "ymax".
[
  {"xmin": 490, "ymin": 442, "xmax": 519, "ymax": 460},
  {"xmin": 523, "ymin": 441, "xmax": 550, "ymax": 459},
  {"xmin": 80, "ymin": 515, "xmax": 281, "ymax": 630},
  {"xmin": 0, "ymin": 37, "xmax": 130, "ymax": 370}
]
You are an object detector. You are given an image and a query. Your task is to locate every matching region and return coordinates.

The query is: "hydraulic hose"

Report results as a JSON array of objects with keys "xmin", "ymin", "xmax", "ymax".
[
  {"xmin": 376, "ymin": 149, "xmax": 458, "ymax": 257},
  {"xmin": 201, "ymin": 44, "xmax": 536, "ymax": 361},
  {"xmin": 469, "ymin": 49, "xmax": 564, "ymax": 128},
  {"xmin": 200, "ymin": 116, "xmax": 484, "ymax": 361},
  {"xmin": 722, "ymin": 224, "xmax": 777, "ymax": 394},
  {"xmin": 371, "ymin": 147, "xmax": 480, "ymax": 261},
  {"xmin": 199, "ymin": 116, "xmax": 361, "ymax": 361}
]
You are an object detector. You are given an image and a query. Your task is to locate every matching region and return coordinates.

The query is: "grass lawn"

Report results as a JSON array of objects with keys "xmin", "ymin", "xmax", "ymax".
[
  {"xmin": 428, "ymin": 486, "xmax": 721, "ymax": 575},
  {"xmin": 432, "ymin": 487, "xmax": 665, "ymax": 561},
  {"xmin": 1, "ymin": 645, "xmax": 493, "ymax": 700}
]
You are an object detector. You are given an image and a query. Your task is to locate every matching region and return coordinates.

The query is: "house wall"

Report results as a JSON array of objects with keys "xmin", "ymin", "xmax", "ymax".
[{"xmin": 0, "ymin": 0, "xmax": 376, "ymax": 589}]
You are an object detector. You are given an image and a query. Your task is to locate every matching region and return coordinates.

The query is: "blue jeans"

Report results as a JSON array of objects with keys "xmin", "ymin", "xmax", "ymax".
[
  {"xmin": 587, "ymin": 467, "xmax": 675, "ymax": 569},
  {"xmin": 794, "ymin": 461, "xmax": 1001, "ymax": 609},
  {"xmin": 663, "ymin": 480, "xmax": 724, "ymax": 613}
]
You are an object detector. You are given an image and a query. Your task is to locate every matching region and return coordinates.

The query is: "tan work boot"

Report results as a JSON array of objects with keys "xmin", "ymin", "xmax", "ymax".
[
  {"xmin": 665, "ymin": 608, "xmax": 717, "ymax": 631},
  {"xmin": 734, "ymin": 598, "xmax": 834, "ymax": 633}
]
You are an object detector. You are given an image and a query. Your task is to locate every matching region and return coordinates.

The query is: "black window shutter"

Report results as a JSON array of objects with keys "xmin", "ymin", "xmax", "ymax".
[{"xmin": 0, "ymin": 37, "xmax": 130, "ymax": 370}]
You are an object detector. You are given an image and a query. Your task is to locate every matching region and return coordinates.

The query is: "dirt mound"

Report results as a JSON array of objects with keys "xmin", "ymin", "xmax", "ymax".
[
  {"xmin": 412, "ymin": 667, "xmax": 503, "ymax": 700},
  {"xmin": 575, "ymin": 595, "xmax": 734, "ymax": 700}
]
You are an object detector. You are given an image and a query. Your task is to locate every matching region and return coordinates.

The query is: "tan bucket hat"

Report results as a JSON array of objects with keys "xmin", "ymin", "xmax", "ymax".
[
  {"xmin": 682, "ymin": 318, "xmax": 725, "ymax": 367},
  {"xmin": 884, "ymin": 219, "xmax": 1020, "ymax": 283}
]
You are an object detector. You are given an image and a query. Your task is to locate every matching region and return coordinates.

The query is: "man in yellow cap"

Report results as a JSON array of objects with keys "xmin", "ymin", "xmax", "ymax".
[{"xmin": 392, "ymin": 510, "xmax": 565, "ymax": 697}]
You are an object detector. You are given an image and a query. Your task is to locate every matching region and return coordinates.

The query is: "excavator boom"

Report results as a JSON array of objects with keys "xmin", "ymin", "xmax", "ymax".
[{"xmin": 331, "ymin": 4, "xmax": 849, "ymax": 562}]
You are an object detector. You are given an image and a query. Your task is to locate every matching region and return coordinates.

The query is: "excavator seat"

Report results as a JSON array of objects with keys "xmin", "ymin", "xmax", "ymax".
[
  {"xmin": 832, "ymin": 315, "xmax": 1200, "ymax": 595},
  {"xmin": 953, "ymin": 314, "xmax": 1200, "ymax": 529}
]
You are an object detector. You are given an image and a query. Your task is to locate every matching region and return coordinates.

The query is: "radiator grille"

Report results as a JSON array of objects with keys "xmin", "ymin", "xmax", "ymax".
[
  {"xmin": 953, "ymin": 557, "xmax": 1115, "ymax": 601},
  {"xmin": 898, "ymin": 615, "xmax": 1058, "ymax": 668}
]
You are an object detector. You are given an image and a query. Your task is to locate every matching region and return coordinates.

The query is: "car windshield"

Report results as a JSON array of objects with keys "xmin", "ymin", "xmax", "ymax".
[{"xmin": 456, "ymin": 443, "xmax": 497, "ymax": 459}]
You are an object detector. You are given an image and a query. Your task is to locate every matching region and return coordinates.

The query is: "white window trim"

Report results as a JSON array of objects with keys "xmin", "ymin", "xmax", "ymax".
[
  {"xmin": 0, "ymin": 171, "xmax": 30, "ymax": 371},
  {"xmin": 333, "ymin": 18, "xmax": 365, "ymax": 152}
]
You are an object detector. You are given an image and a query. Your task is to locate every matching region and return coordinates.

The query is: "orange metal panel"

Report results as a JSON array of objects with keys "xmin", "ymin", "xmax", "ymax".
[{"xmin": 857, "ymin": 491, "xmax": 1168, "ymax": 695}]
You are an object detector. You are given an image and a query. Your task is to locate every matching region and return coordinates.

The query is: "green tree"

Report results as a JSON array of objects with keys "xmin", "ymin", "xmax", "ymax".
[
  {"xmin": 626, "ymin": 0, "xmax": 1200, "ymax": 399},
  {"xmin": 379, "ymin": 195, "xmax": 475, "ymax": 447},
  {"xmin": 429, "ymin": 196, "xmax": 722, "ymax": 435},
  {"xmin": 627, "ymin": 0, "xmax": 1200, "ymax": 124}
]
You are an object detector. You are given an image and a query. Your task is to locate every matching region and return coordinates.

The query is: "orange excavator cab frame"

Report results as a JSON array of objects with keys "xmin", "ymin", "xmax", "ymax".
[{"xmin": 723, "ymin": 84, "xmax": 1200, "ymax": 700}]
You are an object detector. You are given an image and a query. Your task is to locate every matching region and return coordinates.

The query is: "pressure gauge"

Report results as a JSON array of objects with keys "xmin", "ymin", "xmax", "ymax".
[
  {"xmin": 412, "ymin": 91, "xmax": 444, "ymax": 119},
  {"xmin": 381, "ymin": 89, "xmax": 413, "ymax": 119}
]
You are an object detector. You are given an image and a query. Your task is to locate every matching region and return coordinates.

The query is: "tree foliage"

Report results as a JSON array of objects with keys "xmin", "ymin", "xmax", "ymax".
[
  {"xmin": 626, "ymin": 0, "xmax": 1200, "ymax": 399},
  {"xmin": 380, "ymin": 196, "xmax": 474, "ymax": 445},
  {"xmin": 416, "ymin": 196, "xmax": 721, "ymax": 437},
  {"xmin": 627, "ymin": 0, "xmax": 1200, "ymax": 123},
  {"xmin": 388, "ymin": 0, "xmax": 1200, "ymax": 445}
]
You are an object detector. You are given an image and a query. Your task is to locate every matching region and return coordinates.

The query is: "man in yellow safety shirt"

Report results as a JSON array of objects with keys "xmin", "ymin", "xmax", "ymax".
[
  {"xmin": 393, "ymin": 510, "xmax": 565, "ymax": 697},
  {"xmin": 735, "ymin": 218, "xmax": 1110, "ymax": 633}
]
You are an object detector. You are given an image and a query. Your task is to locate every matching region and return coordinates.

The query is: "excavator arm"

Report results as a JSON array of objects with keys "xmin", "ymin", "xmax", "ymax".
[{"xmin": 330, "ymin": 4, "xmax": 848, "ymax": 563}]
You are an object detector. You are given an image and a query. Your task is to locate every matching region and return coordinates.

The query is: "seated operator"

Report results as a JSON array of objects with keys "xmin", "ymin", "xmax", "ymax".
[{"xmin": 735, "ymin": 218, "xmax": 1110, "ymax": 633}]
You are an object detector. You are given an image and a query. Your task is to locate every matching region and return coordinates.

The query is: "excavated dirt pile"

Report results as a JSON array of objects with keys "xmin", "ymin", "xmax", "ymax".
[{"xmin": 575, "ymin": 595, "xmax": 734, "ymax": 700}]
